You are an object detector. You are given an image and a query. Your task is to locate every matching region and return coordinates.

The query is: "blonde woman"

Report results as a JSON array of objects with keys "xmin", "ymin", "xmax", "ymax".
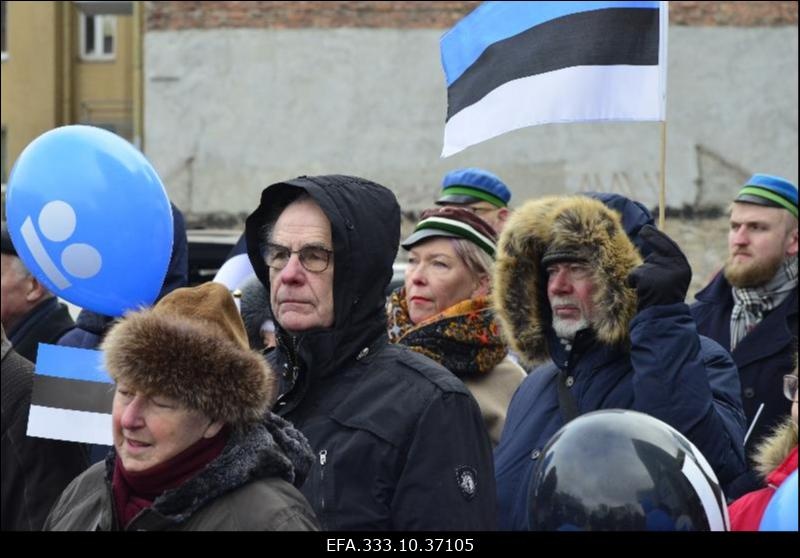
[{"xmin": 387, "ymin": 206, "xmax": 525, "ymax": 445}]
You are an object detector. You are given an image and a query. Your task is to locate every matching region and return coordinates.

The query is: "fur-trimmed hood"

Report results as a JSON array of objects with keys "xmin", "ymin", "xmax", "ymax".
[
  {"xmin": 752, "ymin": 418, "xmax": 798, "ymax": 480},
  {"xmin": 102, "ymin": 283, "xmax": 276, "ymax": 426},
  {"xmin": 493, "ymin": 196, "xmax": 642, "ymax": 365}
]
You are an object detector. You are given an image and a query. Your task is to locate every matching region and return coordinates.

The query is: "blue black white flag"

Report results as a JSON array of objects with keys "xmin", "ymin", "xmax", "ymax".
[
  {"xmin": 440, "ymin": 1, "xmax": 668, "ymax": 157},
  {"xmin": 27, "ymin": 343, "xmax": 113, "ymax": 445}
]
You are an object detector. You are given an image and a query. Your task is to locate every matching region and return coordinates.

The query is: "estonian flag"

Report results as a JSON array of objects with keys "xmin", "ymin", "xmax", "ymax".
[
  {"xmin": 27, "ymin": 343, "xmax": 114, "ymax": 445},
  {"xmin": 441, "ymin": 1, "xmax": 668, "ymax": 157}
]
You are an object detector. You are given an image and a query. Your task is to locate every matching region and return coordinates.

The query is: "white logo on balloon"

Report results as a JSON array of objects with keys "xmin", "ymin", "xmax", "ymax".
[{"xmin": 19, "ymin": 200, "xmax": 102, "ymax": 289}]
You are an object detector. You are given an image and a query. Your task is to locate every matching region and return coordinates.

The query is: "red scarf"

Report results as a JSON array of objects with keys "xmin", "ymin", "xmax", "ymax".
[{"xmin": 112, "ymin": 426, "xmax": 229, "ymax": 528}]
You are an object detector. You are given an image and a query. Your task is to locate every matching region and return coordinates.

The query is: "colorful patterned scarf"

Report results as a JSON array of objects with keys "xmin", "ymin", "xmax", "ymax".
[{"xmin": 386, "ymin": 288, "xmax": 507, "ymax": 377}]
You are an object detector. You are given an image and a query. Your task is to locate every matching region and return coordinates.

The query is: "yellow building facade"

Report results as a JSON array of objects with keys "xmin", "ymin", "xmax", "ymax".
[{"xmin": 1, "ymin": 1, "xmax": 140, "ymax": 187}]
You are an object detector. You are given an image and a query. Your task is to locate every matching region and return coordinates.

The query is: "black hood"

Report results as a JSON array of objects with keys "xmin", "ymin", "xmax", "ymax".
[{"xmin": 244, "ymin": 175, "xmax": 400, "ymax": 379}]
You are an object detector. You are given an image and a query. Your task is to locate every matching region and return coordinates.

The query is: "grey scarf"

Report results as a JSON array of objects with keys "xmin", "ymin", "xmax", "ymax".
[{"xmin": 730, "ymin": 255, "xmax": 798, "ymax": 350}]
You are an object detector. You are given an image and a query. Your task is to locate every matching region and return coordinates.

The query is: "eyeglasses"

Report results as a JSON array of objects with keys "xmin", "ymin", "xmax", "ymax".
[
  {"xmin": 784, "ymin": 374, "xmax": 798, "ymax": 402},
  {"xmin": 265, "ymin": 242, "xmax": 333, "ymax": 273}
]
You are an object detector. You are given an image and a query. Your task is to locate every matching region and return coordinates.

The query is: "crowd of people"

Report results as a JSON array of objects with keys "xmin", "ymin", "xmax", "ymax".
[{"xmin": 1, "ymin": 168, "xmax": 797, "ymax": 531}]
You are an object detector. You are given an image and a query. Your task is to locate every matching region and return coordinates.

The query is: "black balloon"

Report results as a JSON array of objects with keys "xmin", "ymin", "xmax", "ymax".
[{"xmin": 527, "ymin": 409, "xmax": 729, "ymax": 531}]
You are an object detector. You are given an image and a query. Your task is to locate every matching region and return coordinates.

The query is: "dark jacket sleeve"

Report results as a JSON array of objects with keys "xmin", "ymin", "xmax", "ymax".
[
  {"xmin": 1, "ymin": 351, "xmax": 89, "ymax": 530},
  {"xmin": 628, "ymin": 302, "xmax": 747, "ymax": 494},
  {"xmin": 391, "ymin": 390, "xmax": 497, "ymax": 530}
]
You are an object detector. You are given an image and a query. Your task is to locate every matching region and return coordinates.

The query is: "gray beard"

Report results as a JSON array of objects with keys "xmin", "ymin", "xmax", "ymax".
[{"xmin": 552, "ymin": 316, "xmax": 589, "ymax": 340}]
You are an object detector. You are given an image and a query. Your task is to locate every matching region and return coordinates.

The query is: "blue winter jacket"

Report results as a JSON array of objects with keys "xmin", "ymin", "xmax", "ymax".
[
  {"xmin": 491, "ymin": 195, "xmax": 747, "ymax": 530},
  {"xmin": 494, "ymin": 305, "xmax": 747, "ymax": 530}
]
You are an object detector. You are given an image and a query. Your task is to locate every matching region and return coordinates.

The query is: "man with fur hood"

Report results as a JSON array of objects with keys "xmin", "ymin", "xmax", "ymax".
[
  {"xmin": 244, "ymin": 175, "xmax": 496, "ymax": 530},
  {"xmin": 44, "ymin": 282, "xmax": 318, "ymax": 531},
  {"xmin": 492, "ymin": 194, "xmax": 747, "ymax": 530}
]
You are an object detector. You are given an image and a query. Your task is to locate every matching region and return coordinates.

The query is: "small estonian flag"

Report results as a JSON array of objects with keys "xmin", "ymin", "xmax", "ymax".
[
  {"xmin": 27, "ymin": 343, "xmax": 114, "ymax": 445},
  {"xmin": 440, "ymin": 1, "xmax": 668, "ymax": 156}
]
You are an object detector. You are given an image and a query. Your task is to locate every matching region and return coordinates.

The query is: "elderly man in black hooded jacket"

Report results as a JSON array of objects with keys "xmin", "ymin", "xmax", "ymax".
[{"xmin": 244, "ymin": 175, "xmax": 495, "ymax": 530}]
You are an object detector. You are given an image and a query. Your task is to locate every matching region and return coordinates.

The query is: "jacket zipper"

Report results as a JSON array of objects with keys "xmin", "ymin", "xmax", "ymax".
[
  {"xmin": 287, "ymin": 336, "xmax": 300, "ymax": 390},
  {"xmin": 276, "ymin": 334, "xmax": 301, "ymax": 403},
  {"xmin": 319, "ymin": 449, "xmax": 328, "ymax": 514}
]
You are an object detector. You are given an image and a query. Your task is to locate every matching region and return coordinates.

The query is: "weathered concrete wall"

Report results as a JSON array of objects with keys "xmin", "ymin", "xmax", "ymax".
[{"xmin": 144, "ymin": 25, "xmax": 797, "ymax": 218}]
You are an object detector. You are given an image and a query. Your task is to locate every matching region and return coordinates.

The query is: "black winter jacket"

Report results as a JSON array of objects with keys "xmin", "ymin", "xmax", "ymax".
[
  {"xmin": 1, "ymin": 334, "xmax": 89, "ymax": 530},
  {"xmin": 7, "ymin": 297, "xmax": 74, "ymax": 363},
  {"xmin": 245, "ymin": 175, "xmax": 496, "ymax": 530}
]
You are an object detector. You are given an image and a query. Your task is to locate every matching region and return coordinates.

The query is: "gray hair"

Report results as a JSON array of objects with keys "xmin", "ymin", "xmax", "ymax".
[
  {"xmin": 4, "ymin": 254, "xmax": 32, "ymax": 279},
  {"xmin": 259, "ymin": 191, "xmax": 314, "ymax": 248}
]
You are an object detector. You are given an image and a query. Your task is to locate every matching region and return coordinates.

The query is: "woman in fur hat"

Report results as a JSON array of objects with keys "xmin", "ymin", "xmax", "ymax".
[
  {"xmin": 44, "ymin": 282, "xmax": 319, "ymax": 531},
  {"xmin": 386, "ymin": 206, "xmax": 526, "ymax": 445},
  {"xmin": 728, "ymin": 365, "xmax": 798, "ymax": 530}
]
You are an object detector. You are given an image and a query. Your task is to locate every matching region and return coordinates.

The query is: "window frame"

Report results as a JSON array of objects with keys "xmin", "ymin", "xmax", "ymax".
[{"xmin": 78, "ymin": 11, "xmax": 117, "ymax": 61}]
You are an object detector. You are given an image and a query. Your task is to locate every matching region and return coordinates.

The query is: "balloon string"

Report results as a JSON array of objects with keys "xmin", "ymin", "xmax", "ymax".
[{"xmin": 743, "ymin": 403, "xmax": 765, "ymax": 447}]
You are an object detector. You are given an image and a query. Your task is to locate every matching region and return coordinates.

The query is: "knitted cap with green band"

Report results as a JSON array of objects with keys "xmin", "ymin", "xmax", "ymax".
[
  {"xmin": 735, "ymin": 174, "xmax": 798, "ymax": 218},
  {"xmin": 401, "ymin": 206, "xmax": 498, "ymax": 258}
]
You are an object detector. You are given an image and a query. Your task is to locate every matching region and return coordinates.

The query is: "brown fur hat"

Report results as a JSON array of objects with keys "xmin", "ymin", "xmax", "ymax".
[
  {"xmin": 102, "ymin": 282, "xmax": 276, "ymax": 425},
  {"xmin": 493, "ymin": 196, "xmax": 642, "ymax": 365}
]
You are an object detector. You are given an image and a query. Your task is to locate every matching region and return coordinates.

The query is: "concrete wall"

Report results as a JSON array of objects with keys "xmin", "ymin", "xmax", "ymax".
[{"xmin": 144, "ymin": 25, "xmax": 797, "ymax": 219}]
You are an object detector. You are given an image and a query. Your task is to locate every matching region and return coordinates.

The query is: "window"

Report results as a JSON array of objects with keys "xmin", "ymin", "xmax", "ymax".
[
  {"xmin": 79, "ymin": 12, "xmax": 116, "ymax": 60},
  {"xmin": 1, "ymin": 1, "xmax": 8, "ymax": 60}
]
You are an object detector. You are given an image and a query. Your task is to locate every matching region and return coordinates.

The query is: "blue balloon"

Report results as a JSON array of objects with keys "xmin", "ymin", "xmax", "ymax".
[
  {"xmin": 6, "ymin": 125, "xmax": 173, "ymax": 317},
  {"xmin": 759, "ymin": 469, "xmax": 798, "ymax": 531}
]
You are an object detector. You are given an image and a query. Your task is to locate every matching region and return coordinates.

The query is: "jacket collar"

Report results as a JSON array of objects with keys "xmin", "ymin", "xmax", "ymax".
[
  {"xmin": 694, "ymin": 271, "xmax": 733, "ymax": 304},
  {"xmin": 104, "ymin": 413, "xmax": 313, "ymax": 529},
  {"xmin": 6, "ymin": 296, "xmax": 60, "ymax": 343},
  {"xmin": 696, "ymin": 272, "xmax": 798, "ymax": 366}
]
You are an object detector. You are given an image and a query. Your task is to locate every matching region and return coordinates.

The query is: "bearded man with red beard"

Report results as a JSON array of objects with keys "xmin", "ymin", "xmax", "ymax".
[{"xmin": 692, "ymin": 174, "xmax": 798, "ymax": 497}]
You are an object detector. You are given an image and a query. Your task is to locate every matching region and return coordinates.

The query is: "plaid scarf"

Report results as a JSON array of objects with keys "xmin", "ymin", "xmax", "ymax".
[
  {"xmin": 386, "ymin": 288, "xmax": 507, "ymax": 377},
  {"xmin": 730, "ymin": 255, "xmax": 798, "ymax": 350}
]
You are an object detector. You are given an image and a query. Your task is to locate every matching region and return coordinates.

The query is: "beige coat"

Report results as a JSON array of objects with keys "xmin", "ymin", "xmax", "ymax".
[{"xmin": 464, "ymin": 356, "xmax": 526, "ymax": 446}]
